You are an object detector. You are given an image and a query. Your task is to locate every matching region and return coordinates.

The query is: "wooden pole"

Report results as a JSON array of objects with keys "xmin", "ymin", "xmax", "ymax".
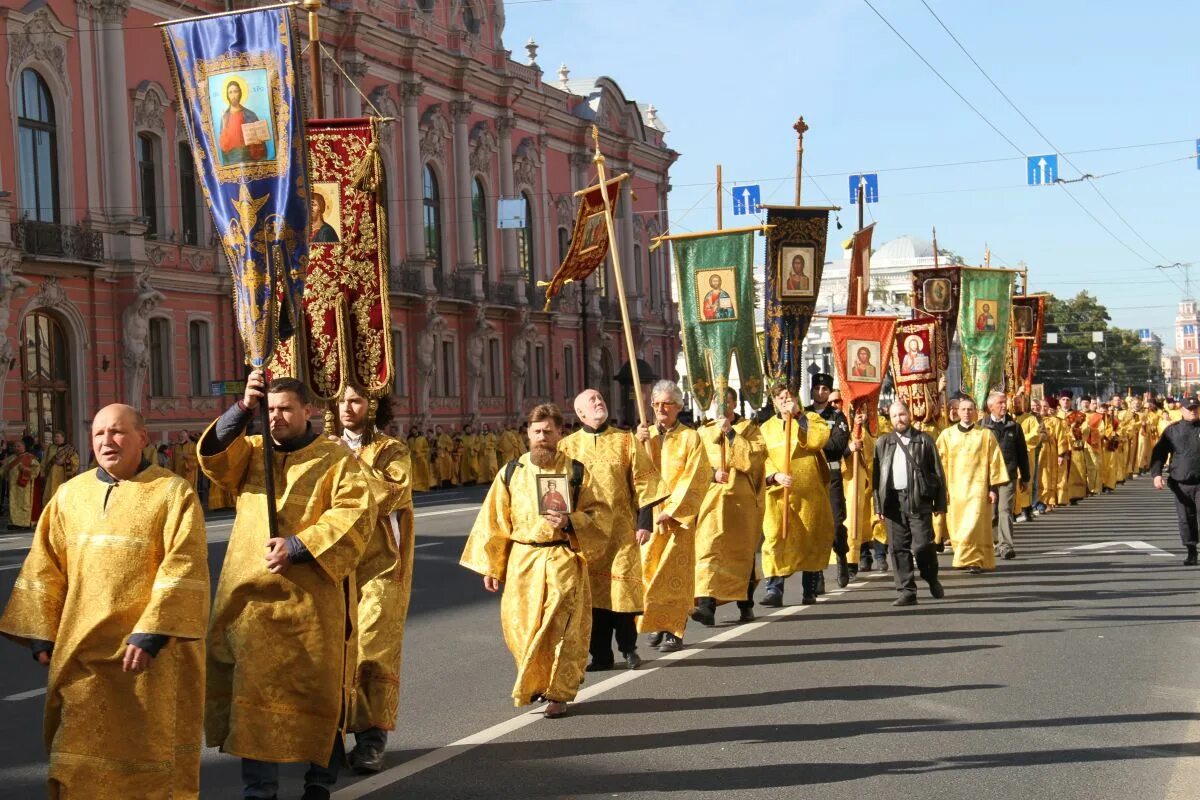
[
  {"xmin": 781, "ymin": 411, "xmax": 792, "ymax": 540},
  {"xmin": 793, "ymin": 117, "xmax": 808, "ymax": 206},
  {"xmin": 303, "ymin": 0, "xmax": 323, "ymax": 118},
  {"xmin": 591, "ymin": 126, "xmax": 646, "ymax": 427},
  {"xmin": 716, "ymin": 164, "xmax": 723, "ymax": 230}
]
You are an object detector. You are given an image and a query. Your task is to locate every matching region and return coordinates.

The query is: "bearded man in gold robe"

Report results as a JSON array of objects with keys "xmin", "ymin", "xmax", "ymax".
[
  {"xmin": 634, "ymin": 380, "xmax": 710, "ymax": 652},
  {"xmin": 479, "ymin": 422, "xmax": 500, "ymax": 480},
  {"xmin": 459, "ymin": 423, "xmax": 482, "ymax": 485},
  {"xmin": 1038, "ymin": 398, "xmax": 1064, "ymax": 511},
  {"xmin": 1057, "ymin": 392, "xmax": 1089, "ymax": 504},
  {"xmin": 336, "ymin": 389, "xmax": 415, "ymax": 775},
  {"xmin": 461, "ymin": 403, "xmax": 604, "ymax": 718},
  {"xmin": 200, "ymin": 371, "xmax": 374, "ymax": 800},
  {"xmin": 559, "ymin": 389, "xmax": 664, "ymax": 671},
  {"xmin": 5, "ymin": 438, "xmax": 41, "ymax": 530},
  {"xmin": 936, "ymin": 396, "xmax": 1008, "ymax": 573},
  {"xmin": 692, "ymin": 387, "xmax": 766, "ymax": 626},
  {"xmin": 498, "ymin": 422, "xmax": 525, "ymax": 465},
  {"xmin": 1, "ymin": 403, "xmax": 209, "ymax": 799},
  {"xmin": 760, "ymin": 379, "xmax": 835, "ymax": 605},
  {"xmin": 41, "ymin": 429, "xmax": 79, "ymax": 504}
]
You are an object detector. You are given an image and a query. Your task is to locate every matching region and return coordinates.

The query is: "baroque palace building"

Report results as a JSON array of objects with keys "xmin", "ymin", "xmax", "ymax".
[{"xmin": 0, "ymin": 0, "xmax": 679, "ymax": 453}]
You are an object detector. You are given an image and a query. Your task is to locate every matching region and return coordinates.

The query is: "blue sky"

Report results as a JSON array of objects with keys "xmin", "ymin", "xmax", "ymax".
[{"xmin": 507, "ymin": 0, "xmax": 1198, "ymax": 345}]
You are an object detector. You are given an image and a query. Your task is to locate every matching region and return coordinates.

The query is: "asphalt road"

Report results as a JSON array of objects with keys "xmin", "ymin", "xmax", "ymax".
[{"xmin": 1, "ymin": 476, "xmax": 1197, "ymax": 800}]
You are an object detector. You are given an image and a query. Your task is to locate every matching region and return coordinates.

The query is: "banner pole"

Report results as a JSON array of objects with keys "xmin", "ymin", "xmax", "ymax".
[
  {"xmin": 793, "ymin": 117, "xmax": 808, "ymax": 205},
  {"xmin": 716, "ymin": 164, "xmax": 723, "ymax": 231},
  {"xmin": 782, "ymin": 411, "xmax": 792, "ymax": 541},
  {"xmin": 303, "ymin": 0, "xmax": 324, "ymax": 118},
  {"xmin": 591, "ymin": 126, "xmax": 646, "ymax": 428}
]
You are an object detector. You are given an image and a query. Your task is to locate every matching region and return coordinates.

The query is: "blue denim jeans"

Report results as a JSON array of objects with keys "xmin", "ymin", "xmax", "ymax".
[
  {"xmin": 242, "ymin": 737, "xmax": 344, "ymax": 799},
  {"xmin": 765, "ymin": 576, "xmax": 786, "ymax": 595}
]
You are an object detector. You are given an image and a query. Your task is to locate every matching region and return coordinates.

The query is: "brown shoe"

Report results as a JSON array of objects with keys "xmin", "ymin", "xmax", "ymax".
[{"xmin": 544, "ymin": 701, "xmax": 569, "ymax": 718}]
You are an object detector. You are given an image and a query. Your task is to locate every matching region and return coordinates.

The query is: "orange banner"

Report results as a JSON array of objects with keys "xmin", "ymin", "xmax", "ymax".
[{"xmin": 829, "ymin": 314, "xmax": 897, "ymax": 435}]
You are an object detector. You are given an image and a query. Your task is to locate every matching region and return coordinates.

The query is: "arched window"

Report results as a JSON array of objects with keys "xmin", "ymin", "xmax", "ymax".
[
  {"xmin": 517, "ymin": 191, "xmax": 535, "ymax": 283},
  {"xmin": 178, "ymin": 144, "xmax": 199, "ymax": 245},
  {"xmin": 633, "ymin": 243, "xmax": 644, "ymax": 294},
  {"xmin": 471, "ymin": 177, "xmax": 488, "ymax": 269},
  {"xmin": 423, "ymin": 165, "xmax": 442, "ymax": 270},
  {"xmin": 149, "ymin": 318, "xmax": 172, "ymax": 396},
  {"xmin": 463, "ymin": 3, "xmax": 481, "ymax": 34},
  {"xmin": 17, "ymin": 69, "xmax": 59, "ymax": 223},
  {"xmin": 21, "ymin": 311, "xmax": 70, "ymax": 438},
  {"xmin": 188, "ymin": 320, "xmax": 211, "ymax": 395},
  {"xmin": 138, "ymin": 133, "xmax": 160, "ymax": 237},
  {"xmin": 556, "ymin": 226, "xmax": 570, "ymax": 267}
]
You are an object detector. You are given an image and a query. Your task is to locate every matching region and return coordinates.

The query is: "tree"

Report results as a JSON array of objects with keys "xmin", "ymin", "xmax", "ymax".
[{"xmin": 1038, "ymin": 291, "xmax": 1163, "ymax": 397}]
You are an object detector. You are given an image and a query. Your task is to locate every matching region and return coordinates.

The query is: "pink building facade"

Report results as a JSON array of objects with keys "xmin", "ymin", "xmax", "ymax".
[{"xmin": 0, "ymin": 0, "xmax": 679, "ymax": 454}]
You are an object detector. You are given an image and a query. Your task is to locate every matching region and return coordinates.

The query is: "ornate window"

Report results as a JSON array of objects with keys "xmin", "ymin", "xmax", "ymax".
[
  {"xmin": 423, "ymin": 164, "xmax": 442, "ymax": 269},
  {"xmin": 557, "ymin": 226, "xmax": 570, "ymax": 267},
  {"xmin": 391, "ymin": 329, "xmax": 407, "ymax": 395},
  {"xmin": 472, "ymin": 178, "xmax": 488, "ymax": 268},
  {"xmin": 138, "ymin": 133, "xmax": 161, "ymax": 237},
  {"xmin": 439, "ymin": 338, "xmax": 458, "ymax": 396},
  {"xmin": 564, "ymin": 344, "xmax": 575, "ymax": 399},
  {"xmin": 417, "ymin": 0, "xmax": 435, "ymax": 10},
  {"xmin": 149, "ymin": 317, "xmax": 172, "ymax": 396},
  {"xmin": 633, "ymin": 243, "xmax": 644, "ymax": 293},
  {"xmin": 517, "ymin": 191, "xmax": 535, "ymax": 283},
  {"xmin": 534, "ymin": 344, "xmax": 547, "ymax": 397},
  {"xmin": 178, "ymin": 144, "xmax": 200, "ymax": 245},
  {"xmin": 188, "ymin": 320, "xmax": 211, "ymax": 396},
  {"xmin": 487, "ymin": 338, "xmax": 502, "ymax": 396},
  {"xmin": 20, "ymin": 312, "xmax": 70, "ymax": 438},
  {"xmin": 17, "ymin": 69, "xmax": 59, "ymax": 223}
]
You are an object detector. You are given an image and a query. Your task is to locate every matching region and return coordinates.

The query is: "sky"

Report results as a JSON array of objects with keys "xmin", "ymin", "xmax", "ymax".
[{"xmin": 506, "ymin": 0, "xmax": 1199, "ymax": 347}]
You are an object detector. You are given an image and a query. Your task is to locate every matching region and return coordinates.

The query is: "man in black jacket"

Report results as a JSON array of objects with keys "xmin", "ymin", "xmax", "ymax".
[
  {"xmin": 806, "ymin": 373, "xmax": 853, "ymax": 587},
  {"xmin": 873, "ymin": 400, "xmax": 947, "ymax": 606},
  {"xmin": 981, "ymin": 391, "xmax": 1030, "ymax": 560},
  {"xmin": 1150, "ymin": 396, "xmax": 1200, "ymax": 565}
]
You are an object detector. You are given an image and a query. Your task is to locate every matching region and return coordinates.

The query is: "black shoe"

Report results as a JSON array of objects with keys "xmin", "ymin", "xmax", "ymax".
[
  {"xmin": 737, "ymin": 607, "xmax": 756, "ymax": 623},
  {"xmin": 928, "ymin": 579, "xmax": 945, "ymax": 599},
  {"xmin": 622, "ymin": 651, "xmax": 642, "ymax": 670},
  {"xmin": 760, "ymin": 591, "xmax": 783, "ymax": 608},
  {"xmin": 801, "ymin": 594, "xmax": 817, "ymax": 605},
  {"xmin": 1003, "ymin": 548, "xmax": 1017, "ymax": 560},
  {"xmin": 349, "ymin": 742, "xmax": 386, "ymax": 774},
  {"xmin": 836, "ymin": 554, "xmax": 850, "ymax": 588},
  {"xmin": 1185, "ymin": 553, "xmax": 1198, "ymax": 567},
  {"xmin": 586, "ymin": 659, "xmax": 614, "ymax": 672},
  {"xmin": 647, "ymin": 631, "xmax": 664, "ymax": 648},
  {"xmin": 302, "ymin": 788, "xmax": 331, "ymax": 800},
  {"xmin": 1023, "ymin": 509, "xmax": 1034, "ymax": 523},
  {"xmin": 1069, "ymin": 499, "xmax": 1080, "ymax": 506},
  {"xmin": 966, "ymin": 566, "xmax": 983, "ymax": 574},
  {"xmin": 860, "ymin": 557, "xmax": 874, "ymax": 572},
  {"xmin": 658, "ymin": 634, "xmax": 683, "ymax": 653},
  {"xmin": 689, "ymin": 605, "xmax": 716, "ymax": 627},
  {"xmin": 848, "ymin": 563, "xmax": 859, "ymax": 578},
  {"xmin": 816, "ymin": 573, "xmax": 826, "ymax": 595},
  {"xmin": 935, "ymin": 541, "xmax": 946, "ymax": 553},
  {"xmin": 892, "ymin": 594, "xmax": 918, "ymax": 607},
  {"xmin": 878, "ymin": 558, "xmax": 890, "ymax": 574}
]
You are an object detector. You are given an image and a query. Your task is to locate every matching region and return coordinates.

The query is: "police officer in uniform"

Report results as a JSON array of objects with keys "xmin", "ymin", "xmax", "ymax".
[
  {"xmin": 806, "ymin": 373, "xmax": 852, "ymax": 587},
  {"xmin": 1150, "ymin": 396, "xmax": 1200, "ymax": 566}
]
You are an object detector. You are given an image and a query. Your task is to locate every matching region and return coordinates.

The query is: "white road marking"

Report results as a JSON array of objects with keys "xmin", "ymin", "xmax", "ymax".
[
  {"xmin": 3, "ymin": 687, "xmax": 46, "ymax": 702},
  {"xmin": 413, "ymin": 542, "xmax": 441, "ymax": 549},
  {"xmin": 1045, "ymin": 540, "xmax": 1174, "ymax": 557},
  {"xmin": 413, "ymin": 508, "xmax": 474, "ymax": 519},
  {"xmin": 0, "ymin": 564, "xmax": 22, "ymax": 572},
  {"xmin": 331, "ymin": 572, "xmax": 890, "ymax": 799}
]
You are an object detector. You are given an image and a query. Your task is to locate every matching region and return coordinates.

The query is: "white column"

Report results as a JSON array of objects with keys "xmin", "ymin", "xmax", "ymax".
[
  {"xmin": 342, "ymin": 59, "xmax": 368, "ymax": 117},
  {"xmin": 497, "ymin": 115, "xmax": 520, "ymax": 298},
  {"xmin": 75, "ymin": 0, "xmax": 103, "ymax": 220},
  {"xmin": 450, "ymin": 101, "xmax": 477, "ymax": 293},
  {"xmin": 400, "ymin": 79, "xmax": 430, "ymax": 290},
  {"xmin": 619, "ymin": 172, "xmax": 640, "ymax": 317},
  {"xmin": 96, "ymin": 0, "xmax": 144, "ymax": 260}
]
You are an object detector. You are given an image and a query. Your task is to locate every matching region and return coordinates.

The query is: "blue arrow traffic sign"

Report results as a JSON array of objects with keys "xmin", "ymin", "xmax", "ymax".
[
  {"xmin": 731, "ymin": 184, "xmax": 761, "ymax": 215},
  {"xmin": 1027, "ymin": 154, "xmax": 1058, "ymax": 186},
  {"xmin": 849, "ymin": 173, "xmax": 879, "ymax": 203}
]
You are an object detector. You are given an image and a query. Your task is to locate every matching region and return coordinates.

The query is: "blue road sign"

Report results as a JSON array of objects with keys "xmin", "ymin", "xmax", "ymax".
[
  {"xmin": 732, "ymin": 184, "xmax": 761, "ymax": 215},
  {"xmin": 849, "ymin": 173, "xmax": 879, "ymax": 204},
  {"xmin": 1027, "ymin": 154, "xmax": 1058, "ymax": 186},
  {"xmin": 1138, "ymin": 328, "xmax": 1152, "ymax": 340}
]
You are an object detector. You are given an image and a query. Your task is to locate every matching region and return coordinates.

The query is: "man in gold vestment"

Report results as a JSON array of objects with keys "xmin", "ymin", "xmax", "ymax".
[
  {"xmin": 200, "ymin": 372, "xmax": 374, "ymax": 800},
  {"xmin": 407, "ymin": 425, "xmax": 434, "ymax": 491},
  {"xmin": 1014, "ymin": 395, "xmax": 1044, "ymax": 520},
  {"xmin": 170, "ymin": 429, "xmax": 200, "ymax": 490},
  {"xmin": 5, "ymin": 438, "xmax": 41, "ymax": 530},
  {"xmin": 0, "ymin": 404, "xmax": 209, "ymax": 799},
  {"xmin": 337, "ymin": 389, "xmax": 415, "ymax": 775},
  {"xmin": 479, "ymin": 422, "xmax": 500, "ymax": 481},
  {"xmin": 498, "ymin": 422, "xmax": 525, "ymax": 465},
  {"xmin": 559, "ymin": 389, "xmax": 664, "ymax": 671},
  {"xmin": 434, "ymin": 425, "xmax": 457, "ymax": 488},
  {"xmin": 459, "ymin": 423, "xmax": 481, "ymax": 485},
  {"xmin": 633, "ymin": 381, "xmax": 710, "ymax": 652},
  {"xmin": 461, "ymin": 403, "xmax": 604, "ymax": 718},
  {"xmin": 760, "ymin": 380, "xmax": 835, "ymax": 606},
  {"xmin": 1038, "ymin": 398, "xmax": 1064, "ymax": 511},
  {"xmin": 41, "ymin": 429, "xmax": 79, "ymax": 504},
  {"xmin": 936, "ymin": 397, "xmax": 1008, "ymax": 573},
  {"xmin": 692, "ymin": 387, "xmax": 766, "ymax": 626},
  {"xmin": 1056, "ymin": 392, "xmax": 1089, "ymax": 504}
]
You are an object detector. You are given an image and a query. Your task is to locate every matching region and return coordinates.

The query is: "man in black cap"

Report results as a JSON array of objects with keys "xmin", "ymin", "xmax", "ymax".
[
  {"xmin": 1150, "ymin": 396, "xmax": 1200, "ymax": 566},
  {"xmin": 806, "ymin": 372, "xmax": 853, "ymax": 587}
]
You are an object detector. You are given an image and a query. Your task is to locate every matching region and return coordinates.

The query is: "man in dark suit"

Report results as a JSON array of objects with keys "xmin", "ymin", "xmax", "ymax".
[{"xmin": 873, "ymin": 400, "xmax": 948, "ymax": 606}]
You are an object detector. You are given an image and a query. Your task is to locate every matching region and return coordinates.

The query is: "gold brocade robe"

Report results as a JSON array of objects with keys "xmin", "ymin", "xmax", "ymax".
[
  {"xmin": 638, "ymin": 424, "xmax": 710, "ymax": 636},
  {"xmin": 695, "ymin": 420, "xmax": 765, "ymax": 602},
  {"xmin": 761, "ymin": 413, "xmax": 834, "ymax": 576},
  {"xmin": 559, "ymin": 425, "xmax": 665, "ymax": 612},
  {"xmin": 170, "ymin": 440, "xmax": 199, "ymax": 490},
  {"xmin": 915, "ymin": 418, "xmax": 951, "ymax": 544},
  {"xmin": 842, "ymin": 427, "xmax": 882, "ymax": 562},
  {"xmin": 936, "ymin": 425, "xmax": 1008, "ymax": 570},
  {"xmin": 348, "ymin": 434, "xmax": 415, "ymax": 733},
  {"xmin": 142, "ymin": 443, "xmax": 160, "ymax": 467},
  {"xmin": 41, "ymin": 444, "xmax": 80, "ymax": 504},
  {"xmin": 1040, "ymin": 414, "xmax": 1064, "ymax": 506},
  {"xmin": 1055, "ymin": 411, "xmax": 1087, "ymax": 503},
  {"xmin": 1083, "ymin": 415, "xmax": 1104, "ymax": 496},
  {"xmin": 6, "ymin": 453, "xmax": 41, "ymax": 527},
  {"xmin": 459, "ymin": 433, "xmax": 481, "ymax": 484},
  {"xmin": 1139, "ymin": 412, "xmax": 1157, "ymax": 470},
  {"xmin": 480, "ymin": 432, "xmax": 500, "ymax": 480},
  {"xmin": 435, "ymin": 434, "xmax": 457, "ymax": 485},
  {"xmin": 207, "ymin": 480, "xmax": 235, "ymax": 510},
  {"xmin": 460, "ymin": 451, "xmax": 604, "ymax": 705},
  {"xmin": 1014, "ymin": 414, "xmax": 1043, "ymax": 512},
  {"xmin": 200, "ymin": 426, "xmax": 374, "ymax": 765},
  {"xmin": 407, "ymin": 436, "xmax": 434, "ymax": 491},
  {"xmin": 0, "ymin": 466, "xmax": 209, "ymax": 799},
  {"xmin": 497, "ymin": 430, "xmax": 524, "ymax": 466}
]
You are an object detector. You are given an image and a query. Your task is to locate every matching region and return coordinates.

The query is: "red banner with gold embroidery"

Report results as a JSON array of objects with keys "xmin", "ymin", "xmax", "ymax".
[
  {"xmin": 542, "ymin": 174, "xmax": 628, "ymax": 310},
  {"xmin": 890, "ymin": 315, "xmax": 942, "ymax": 424},
  {"xmin": 1012, "ymin": 294, "xmax": 1046, "ymax": 395},
  {"xmin": 272, "ymin": 117, "xmax": 392, "ymax": 400},
  {"xmin": 828, "ymin": 314, "xmax": 897, "ymax": 435}
]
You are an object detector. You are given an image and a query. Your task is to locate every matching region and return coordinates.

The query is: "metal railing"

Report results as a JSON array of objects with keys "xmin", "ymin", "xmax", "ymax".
[{"xmin": 13, "ymin": 220, "xmax": 103, "ymax": 263}]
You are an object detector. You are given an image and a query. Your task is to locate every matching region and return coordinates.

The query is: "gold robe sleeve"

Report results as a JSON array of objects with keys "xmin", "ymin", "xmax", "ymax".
[
  {"xmin": 660, "ymin": 431, "xmax": 711, "ymax": 530},
  {"xmin": 567, "ymin": 467, "xmax": 607, "ymax": 566},
  {"xmin": 132, "ymin": 482, "xmax": 211, "ymax": 640},
  {"xmin": 198, "ymin": 417, "xmax": 253, "ymax": 495},
  {"xmin": 461, "ymin": 472, "xmax": 515, "ymax": 580},
  {"xmin": 986, "ymin": 432, "xmax": 1010, "ymax": 486},
  {"xmin": 629, "ymin": 433, "xmax": 668, "ymax": 511},
  {"xmin": 295, "ymin": 455, "xmax": 375, "ymax": 584},
  {"xmin": 0, "ymin": 498, "xmax": 67, "ymax": 645}
]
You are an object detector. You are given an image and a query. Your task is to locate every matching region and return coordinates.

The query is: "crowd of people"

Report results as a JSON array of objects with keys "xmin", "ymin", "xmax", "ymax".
[{"xmin": 0, "ymin": 370, "xmax": 1193, "ymax": 799}]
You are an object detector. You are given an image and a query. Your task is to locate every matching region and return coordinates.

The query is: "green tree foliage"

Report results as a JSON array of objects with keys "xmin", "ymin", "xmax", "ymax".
[{"xmin": 1038, "ymin": 291, "xmax": 1163, "ymax": 396}]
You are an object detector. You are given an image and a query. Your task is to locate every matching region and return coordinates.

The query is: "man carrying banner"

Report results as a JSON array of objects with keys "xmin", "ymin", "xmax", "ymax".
[
  {"xmin": 461, "ymin": 403, "xmax": 604, "ymax": 717},
  {"xmin": 692, "ymin": 387, "xmax": 767, "ymax": 625},
  {"xmin": 0, "ymin": 403, "xmax": 209, "ymax": 798},
  {"xmin": 1057, "ymin": 392, "xmax": 1089, "ymax": 505},
  {"xmin": 1039, "ymin": 397, "xmax": 1064, "ymax": 511},
  {"xmin": 201, "ymin": 371, "xmax": 374, "ymax": 800},
  {"xmin": 560, "ymin": 389, "xmax": 664, "ymax": 671},
  {"xmin": 760, "ymin": 379, "xmax": 835, "ymax": 605},
  {"xmin": 936, "ymin": 396, "xmax": 1008, "ymax": 573},
  {"xmin": 805, "ymin": 373, "xmax": 853, "ymax": 587},
  {"xmin": 634, "ymin": 381, "xmax": 710, "ymax": 651}
]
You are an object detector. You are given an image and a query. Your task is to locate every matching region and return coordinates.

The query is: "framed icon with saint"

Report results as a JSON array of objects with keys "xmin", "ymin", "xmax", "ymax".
[
  {"xmin": 536, "ymin": 474, "xmax": 572, "ymax": 515},
  {"xmin": 778, "ymin": 245, "xmax": 816, "ymax": 299},
  {"xmin": 696, "ymin": 267, "xmax": 738, "ymax": 323},
  {"xmin": 309, "ymin": 181, "xmax": 342, "ymax": 244},
  {"xmin": 846, "ymin": 339, "xmax": 882, "ymax": 383},
  {"xmin": 922, "ymin": 277, "xmax": 952, "ymax": 314}
]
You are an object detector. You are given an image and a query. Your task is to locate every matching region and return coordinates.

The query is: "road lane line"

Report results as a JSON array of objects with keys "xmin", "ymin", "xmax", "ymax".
[
  {"xmin": 0, "ymin": 564, "xmax": 22, "ymax": 572},
  {"xmin": 413, "ymin": 542, "xmax": 441, "ymax": 549},
  {"xmin": 331, "ymin": 572, "xmax": 890, "ymax": 799},
  {"xmin": 3, "ymin": 687, "xmax": 46, "ymax": 702},
  {"xmin": 413, "ymin": 508, "xmax": 474, "ymax": 519}
]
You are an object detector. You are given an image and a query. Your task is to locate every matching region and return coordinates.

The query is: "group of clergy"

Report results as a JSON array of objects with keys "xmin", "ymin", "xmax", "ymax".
[
  {"xmin": 0, "ymin": 431, "xmax": 80, "ymax": 532},
  {"xmin": 403, "ymin": 422, "xmax": 527, "ymax": 492}
]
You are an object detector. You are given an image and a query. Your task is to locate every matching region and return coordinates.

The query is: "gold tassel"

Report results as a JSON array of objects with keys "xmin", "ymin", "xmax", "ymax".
[{"xmin": 351, "ymin": 140, "xmax": 381, "ymax": 193}]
